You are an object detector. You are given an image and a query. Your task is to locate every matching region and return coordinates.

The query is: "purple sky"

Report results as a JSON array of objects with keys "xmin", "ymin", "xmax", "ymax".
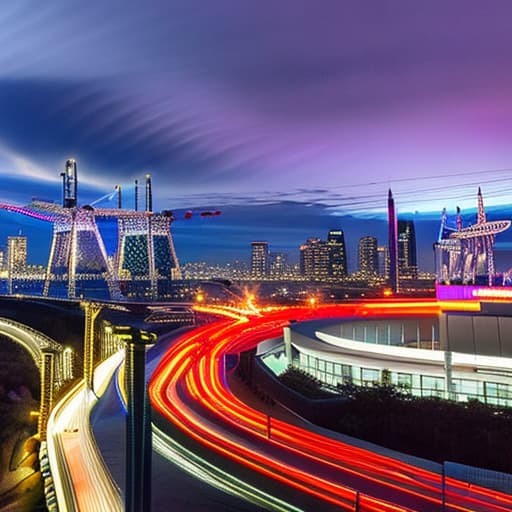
[{"xmin": 2, "ymin": 2, "xmax": 512, "ymax": 268}]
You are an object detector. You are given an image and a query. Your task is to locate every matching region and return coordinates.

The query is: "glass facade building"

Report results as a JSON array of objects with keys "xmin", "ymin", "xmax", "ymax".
[
  {"xmin": 397, "ymin": 219, "xmax": 418, "ymax": 280},
  {"xmin": 300, "ymin": 230, "xmax": 348, "ymax": 280},
  {"xmin": 358, "ymin": 236, "xmax": 378, "ymax": 276},
  {"xmin": 251, "ymin": 241, "xmax": 269, "ymax": 277}
]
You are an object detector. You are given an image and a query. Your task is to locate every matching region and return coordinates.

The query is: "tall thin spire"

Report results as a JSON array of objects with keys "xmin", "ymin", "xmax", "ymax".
[
  {"xmin": 456, "ymin": 206, "xmax": 463, "ymax": 231},
  {"xmin": 438, "ymin": 208, "xmax": 447, "ymax": 242},
  {"xmin": 116, "ymin": 185, "xmax": 122, "ymax": 209},
  {"xmin": 387, "ymin": 189, "xmax": 398, "ymax": 292},
  {"xmin": 63, "ymin": 159, "xmax": 77, "ymax": 208},
  {"xmin": 477, "ymin": 187, "xmax": 486, "ymax": 224},
  {"xmin": 145, "ymin": 174, "xmax": 152, "ymax": 212}
]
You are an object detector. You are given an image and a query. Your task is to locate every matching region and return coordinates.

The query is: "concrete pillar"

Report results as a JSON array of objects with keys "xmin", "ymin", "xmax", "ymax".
[
  {"xmin": 444, "ymin": 350, "xmax": 455, "ymax": 400},
  {"xmin": 39, "ymin": 349, "xmax": 56, "ymax": 440},
  {"xmin": 438, "ymin": 313, "xmax": 449, "ymax": 351},
  {"xmin": 82, "ymin": 302, "xmax": 102, "ymax": 391},
  {"xmin": 115, "ymin": 327, "xmax": 156, "ymax": 512},
  {"xmin": 283, "ymin": 326, "xmax": 292, "ymax": 366}
]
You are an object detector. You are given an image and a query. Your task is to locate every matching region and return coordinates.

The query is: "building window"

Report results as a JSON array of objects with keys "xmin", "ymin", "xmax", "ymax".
[
  {"xmin": 397, "ymin": 372, "xmax": 412, "ymax": 391},
  {"xmin": 485, "ymin": 382, "xmax": 511, "ymax": 406},
  {"xmin": 361, "ymin": 368, "xmax": 380, "ymax": 386},
  {"xmin": 421, "ymin": 375, "xmax": 444, "ymax": 397},
  {"xmin": 341, "ymin": 364, "xmax": 352, "ymax": 385},
  {"xmin": 452, "ymin": 379, "xmax": 480, "ymax": 401}
]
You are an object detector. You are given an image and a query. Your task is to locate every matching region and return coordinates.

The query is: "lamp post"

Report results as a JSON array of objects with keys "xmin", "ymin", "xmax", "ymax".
[{"xmin": 112, "ymin": 326, "xmax": 156, "ymax": 512}]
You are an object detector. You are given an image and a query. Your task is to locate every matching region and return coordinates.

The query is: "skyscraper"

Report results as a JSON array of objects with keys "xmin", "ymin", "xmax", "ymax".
[
  {"xmin": 398, "ymin": 219, "xmax": 418, "ymax": 280},
  {"xmin": 299, "ymin": 238, "xmax": 329, "ymax": 280},
  {"xmin": 388, "ymin": 189, "xmax": 399, "ymax": 292},
  {"xmin": 269, "ymin": 252, "xmax": 287, "ymax": 277},
  {"xmin": 300, "ymin": 230, "xmax": 348, "ymax": 281},
  {"xmin": 251, "ymin": 241, "xmax": 269, "ymax": 277},
  {"xmin": 358, "ymin": 236, "xmax": 378, "ymax": 276},
  {"xmin": 327, "ymin": 229, "xmax": 348, "ymax": 277},
  {"xmin": 377, "ymin": 246, "xmax": 389, "ymax": 278},
  {"xmin": 7, "ymin": 236, "xmax": 27, "ymax": 275},
  {"xmin": 7, "ymin": 235, "xmax": 27, "ymax": 295}
]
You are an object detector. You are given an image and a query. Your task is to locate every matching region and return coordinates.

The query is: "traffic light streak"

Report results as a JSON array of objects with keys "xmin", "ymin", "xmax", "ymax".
[{"xmin": 149, "ymin": 302, "xmax": 512, "ymax": 511}]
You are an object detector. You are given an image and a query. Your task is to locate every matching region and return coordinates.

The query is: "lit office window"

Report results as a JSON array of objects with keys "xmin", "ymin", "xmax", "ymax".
[
  {"xmin": 421, "ymin": 375, "xmax": 444, "ymax": 397},
  {"xmin": 361, "ymin": 368, "xmax": 380, "ymax": 386}
]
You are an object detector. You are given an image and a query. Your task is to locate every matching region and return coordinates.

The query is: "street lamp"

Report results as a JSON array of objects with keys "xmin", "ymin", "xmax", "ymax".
[{"xmin": 112, "ymin": 325, "xmax": 156, "ymax": 512}]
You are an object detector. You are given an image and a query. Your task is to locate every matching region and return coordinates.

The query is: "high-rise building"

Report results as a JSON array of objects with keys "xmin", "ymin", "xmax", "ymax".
[
  {"xmin": 300, "ymin": 230, "xmax": 348, "ymax": 281},
  {"xmin": 7, "ymin": 236, "xmax": 27, "ymax": 275},
  {"xmin": 300, "ymin": 238, "xmax": 330, "ymax": 280},
  {"xmin": 358, "ymin": 236, "xmax": 378, "ymax": 276},
  {"xmin": 327, "ymin": 229, "xmax": 348, "ymax": 277},
  {"xmin": 269, "ymin": 252, "xmax": 287, "ymax": 277},
  {"xmin": 398, "ymin": 219, "xmax": 417, "ymax": 280},
  {"xmin": 251, "ymin": 241, "xmax": 269, "ymax": 277},
  {"xmin": 377, "ymin": 246, "xmax": 389, "ymax": 278},
  {"xmin": 388, "ymin": 189, "xmax": 399, "ymax": 292}
]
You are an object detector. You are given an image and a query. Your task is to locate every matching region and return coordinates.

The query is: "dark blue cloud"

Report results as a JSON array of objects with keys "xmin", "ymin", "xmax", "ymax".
[{"xmin": 2, "ymin": 2, "xmax": 512, "ymax": 269}]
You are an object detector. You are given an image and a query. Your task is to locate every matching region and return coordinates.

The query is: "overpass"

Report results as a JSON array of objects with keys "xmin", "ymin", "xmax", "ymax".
[
  {"xmin": 0, "ymin": 295, "xmax": 197, "ymax": 439},
  {"xmin": 0, "ymin": 317, "xmax": 67, "ymax": 438}
]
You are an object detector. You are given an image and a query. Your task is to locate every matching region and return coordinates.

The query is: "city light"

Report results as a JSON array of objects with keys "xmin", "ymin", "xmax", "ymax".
[
  {"xmin": 150, "ymin": 301, "xmax": 512, "ymax": 511},
  {"xmin": 4, "ymin": 8, "xmax": 512, "ymax": 512}
]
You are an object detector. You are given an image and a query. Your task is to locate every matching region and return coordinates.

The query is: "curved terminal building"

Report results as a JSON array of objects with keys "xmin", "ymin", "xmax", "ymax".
[{"xmin": 259, "ymin": 312, "xmax": 512, "ymax": 408}]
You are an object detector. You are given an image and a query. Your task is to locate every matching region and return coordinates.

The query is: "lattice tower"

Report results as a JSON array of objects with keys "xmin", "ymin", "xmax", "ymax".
[
  {"xmin": 116, "ymin": 212, "xmax": 181, "ymax": 299},
  {"xmin": 44, "ymin": 208, "xmax": 121, "ymax": 299}
]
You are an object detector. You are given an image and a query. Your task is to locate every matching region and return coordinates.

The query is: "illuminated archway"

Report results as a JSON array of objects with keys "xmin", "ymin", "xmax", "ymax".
[{"xmin": 0, "ymin": 318, "xmax": 63, "ymax": 438}]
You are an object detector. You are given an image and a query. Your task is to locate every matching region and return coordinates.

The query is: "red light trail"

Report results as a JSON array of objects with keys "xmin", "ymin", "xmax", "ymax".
[{"xmin": 150, "ymin": 301, "xmax": 512, "ymax": 511}]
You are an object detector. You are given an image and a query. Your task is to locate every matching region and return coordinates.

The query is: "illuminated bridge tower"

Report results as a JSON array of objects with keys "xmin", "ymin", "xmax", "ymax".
[
  {"xmin": 44, "ymin": 208, "xmax": 121, "ymax": 299},
  {"xmin": 116, "ymin": 211, "xmax": 181, "ymax": 299},
  {"xmin": 44, "ymin": 160, "xmax": 121, "ymax": 299},
  {"xmin": 435, "ymin": 188, "xmax": 511, "ymax": 285},
  {"xmin": 61, "ymin": 158, "xmax": 78, "ymax": 208},
  {"xmin": 116, "ymin": 173, "xmax": 181, "ymax": 299}
]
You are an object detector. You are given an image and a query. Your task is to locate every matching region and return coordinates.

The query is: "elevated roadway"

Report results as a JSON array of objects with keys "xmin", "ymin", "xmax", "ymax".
[
  {"xmin": 150, "ymin": 301, "xmax": 512, "ymax": 512},
  {"xmin": 46, "ymin": 351, "xmax": 124, "ymax": 511}
]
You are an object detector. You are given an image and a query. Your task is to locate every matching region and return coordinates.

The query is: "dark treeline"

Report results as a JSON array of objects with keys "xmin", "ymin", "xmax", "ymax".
[{"xmin": 278, "ymin": 367, "xmax": 512, "ymax": 474}]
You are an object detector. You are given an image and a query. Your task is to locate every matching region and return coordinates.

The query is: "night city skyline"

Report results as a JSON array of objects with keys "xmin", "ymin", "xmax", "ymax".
[
  {"xmin": 1, "ymin": 184, "xmax": 512, "ymax": 276},
  {"xmin": 2, "ymin": 4, "xmax": 512, "ymax": 512}
]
